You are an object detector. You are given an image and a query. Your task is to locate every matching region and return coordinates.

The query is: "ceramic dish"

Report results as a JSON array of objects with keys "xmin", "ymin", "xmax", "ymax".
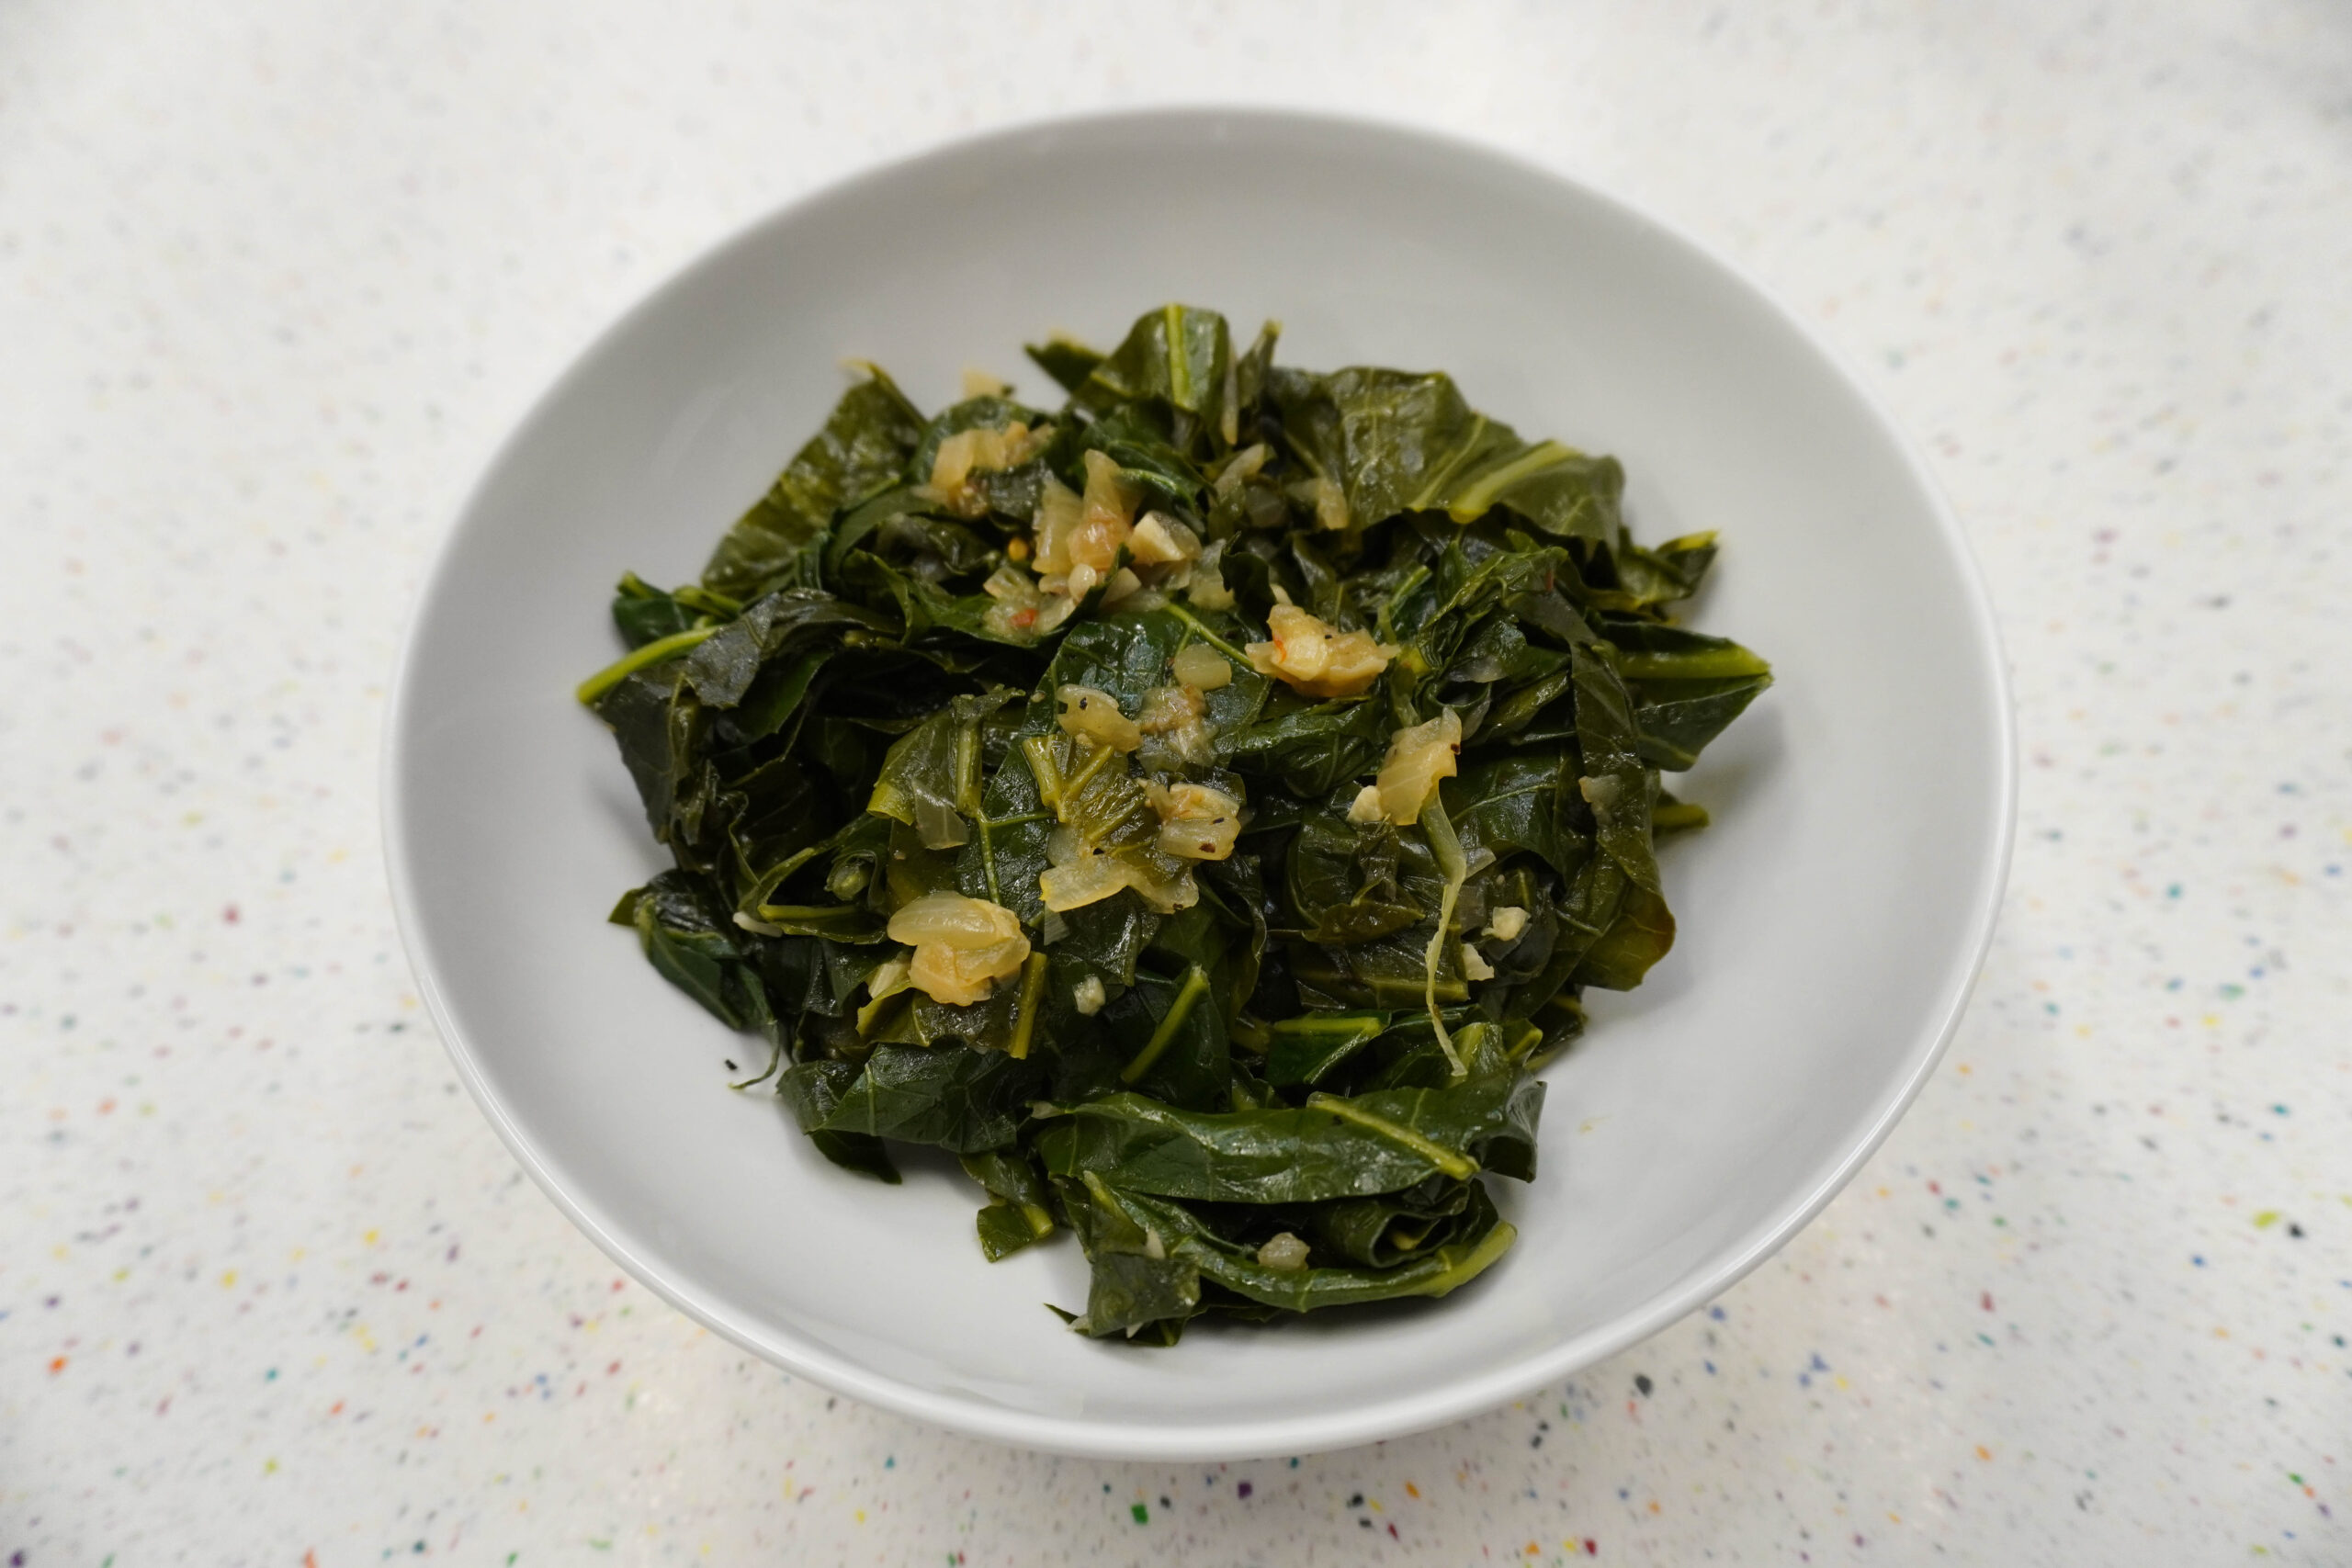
[{"xmin": 384, "ymin": 108, "xmax": 2012, "ymax": 1460}]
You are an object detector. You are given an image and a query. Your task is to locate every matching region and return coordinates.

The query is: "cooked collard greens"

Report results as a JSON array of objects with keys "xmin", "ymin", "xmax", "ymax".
[{"xmin": 581, "ymin": 305, "xmax": 1770, "ymax": 1341}]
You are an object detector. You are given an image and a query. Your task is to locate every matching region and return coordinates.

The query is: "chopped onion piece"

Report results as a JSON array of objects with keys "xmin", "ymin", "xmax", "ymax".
[
  {"xmin": 1056, "ymin": 685, "xmax": 1142, "ymax": 752},
  {"xmin": 1170, "ymin": 641, "xmax": 1232, "ymax": 691},
  {"xmin": 1127, "ymin": 512, "xmax": 1200, "ymax": 566},
  {"xmin": 885, "ymin": 892, "xmax": 1030, "ymax": 1007},
  {"xmin": 1374, "ymin": 708, "xmax": 1462, "ymax": 825},
  {"xmin": 1244, "ymin": 593, "xmax": 1395, "ymax": 698},
  {"xmin": 1212, "ymin": 443, "xmax": 1271, "ymax": 498},
  {"xmin": 1033, "ymin": 475, "xmax": 1084, "ymax": 574},
  {"xmin": 1069, "ymin": 449, "xmax": 1138, "ymax": 572},
  {"xmin": 1147, "ymin": 780, "xmax": 1243, "ymax": 862}
]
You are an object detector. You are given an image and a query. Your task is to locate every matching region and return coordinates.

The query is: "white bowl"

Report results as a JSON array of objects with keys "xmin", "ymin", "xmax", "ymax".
[{"xmin": 385, "ymin": 108, "xmax": 2012, "ymax": 1460}]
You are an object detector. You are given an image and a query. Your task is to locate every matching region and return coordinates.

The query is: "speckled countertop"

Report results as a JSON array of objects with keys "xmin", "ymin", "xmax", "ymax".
[{"xmin": 4, "ymin": 2, "xmax": 2348, "ymax": 1562}]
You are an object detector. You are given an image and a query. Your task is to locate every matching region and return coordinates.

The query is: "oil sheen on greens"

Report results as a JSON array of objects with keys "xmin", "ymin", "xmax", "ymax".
[{"xmin": 580, "ymin": 304, "xmax": 1770, "ymax": 1344}]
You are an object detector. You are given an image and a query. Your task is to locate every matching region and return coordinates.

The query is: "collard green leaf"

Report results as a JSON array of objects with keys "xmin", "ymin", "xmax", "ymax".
[
  {"xmin": 1217, "ymin": 692, "xmax": 1391, "ymax": 798},
  {"xmin": 866, "ymin": 689, "xmax": 1015, "ymax": 849},
  {"xmin": 1303, "ymin": 1174, "xmax": 1479, "ymax": 1269},
  {"xmin": 1263, "ymin": 1012, "xmax": 1388, "ymax": 1089},
  {"xmin": 1106, "ymin": 961, "xmax": 1228, "ymax": 1112},
  {"xmin": 1076, "ymin": 1247, "xmax": 1202, "ymax": 1339},
  {"xmin": 684, "ymin": 589, "xmax": 894, "ymax": 709},
  {"xmin": 1025, "ymin": 335, "xmax": 1104, "ymax": 394},
  {"xmin": 776, "ymin": 1059, "xmax": 902, "ymax": 1183},
  {"xmin": 1035, "ymin": 1074, "xmax": 1543, "ymax": 1203},
  {"xmin": 610, "ymin": 573, "xmax": 705, "ymax": 649},
  {"xmin": 1573, "ymin": 643, "xmax": 1661, "ymax": 895},
  {"xmin": 1269, "ymin": 367, "xmax": 1623, "ymax": 540},
  {"xmin": 1073, "ymin": 304, "xmax": 1235, "ymax": 454},
  {"xmin": 616, "ymin": 870, "xmax": 773, "ymax": 1034},
  {"xmin": 961, "ymin": 1147, "xmax": 1057, "ymax": 1261},
  {"xmin": 587, "ymin": 302, "xmax": 1768, "ymax": 1340},
  {"xmin": 813, "ymin": 1043, "xmax": 1047, "ymax": 1153},
  {"xmin": 1233, "ymin": 319, "xmax": 1281, "ymax": 424},
  {"xmin": 1598, "ymin": 617, "xmax": 1773, "ymax": 771},
  {"xmin": 1284, "ymin": 816, "xmax": 1430, "ymax": 946},
  {"xmin": 702, "ymin": 370, "xmax": 926, "ymax": 603},
  {"xmin": 1074, "ymin": 1177, "xmax": 1514, "ymax": 1319},
  {"xmin": 1445, "ymin": 749, "xmax": 1587, "ymax": 879},
  {"xmin": 593, "ymin": 663, "xmax": 705, "ymax": 847}
]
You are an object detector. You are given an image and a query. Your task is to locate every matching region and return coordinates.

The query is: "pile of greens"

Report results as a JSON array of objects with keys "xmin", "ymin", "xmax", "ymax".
[{"xmin": 581, "ymin": 304, "xmax": 1770, "ymax": 1342}]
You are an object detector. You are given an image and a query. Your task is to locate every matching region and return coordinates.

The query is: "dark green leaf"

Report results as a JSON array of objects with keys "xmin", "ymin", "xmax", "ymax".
[
  {"xmin": 1269, "ymin": 366, "xmax": 1623, "ymax": 539},
  {"xmin": 777, "ymin": 1059, "xmax": 901, "ymax": 1183},
  {"xmin": 1035, "ymin": 1073, "xmax": 1544, "ymax": 1203},
  {"xmin": 590, "ymin": 303, "xmax": 1767, "ymax": 1337},
  {"xmin": 1025, "ymin": 335, "xmax": 1104, "ymax": 393},
  {"xmin": 813, "ymin": 1043, "xmax": 1047, "ymax": 1152},
  {"xmin": 702, "ymin": 370, "xmax": 926, "ymax": 603}
]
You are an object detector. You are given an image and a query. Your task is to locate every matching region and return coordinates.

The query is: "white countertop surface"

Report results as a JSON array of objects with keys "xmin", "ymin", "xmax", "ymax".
[{"xmin": 4, "ymin": 2, "xmax": 2347, "ymax": 1562}]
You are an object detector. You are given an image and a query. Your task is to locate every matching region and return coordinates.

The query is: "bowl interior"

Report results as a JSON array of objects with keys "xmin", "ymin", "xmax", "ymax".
[{"xmin": 387, "ymin": 110, "xmax": 2008, "ymax": 1459}]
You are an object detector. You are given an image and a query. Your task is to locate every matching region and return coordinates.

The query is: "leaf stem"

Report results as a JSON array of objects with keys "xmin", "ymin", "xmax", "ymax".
[
  {"xmin": 575, "ymin": 624, "xmax": 719, "ymax": 705},
  {"xmin": 1418, "ymin": 796, "xmax": 1470, "ymax": 1081},
  {"xmin": 1608, "ymin": 648, "xmax": 1770, "ymax": 681},
  {"xmin": 1162, "ymin": 602, "xmax": 1251, "ymax": 665},
  {"xmin": 1162, "ymin": 303, "xmax": 1194, "ymax": 410},
  {"xmin": 1420, "ymin": 1219, "xmax": 1516, "ymax": 1295},
  {"xmin": 1651, "ymin": 801, "xmax": 1712, "ymax": 832},
  {"xmin": 1006, "ymin": 951, "xmax": 1052, "ymax": 1060},
  {"xmin": 1266, "ymin": 1012, "xmax": 1389, "ymax": 1038},
  {"xmin": 1120, "ymin": 965, "xmax": 1209, "ymax": 1085},
  {"xmin": 672, "ymin": 584, "xmax": 744, "ymax": 619},
  {"xmin": 728, "ymin": 1039, "xmax": 785, "ymax": 1091},
  {"xmin": 1446, "ymin": 439, "xmax": 1578, "ymax": 522},
  {"xmin": 1304, "ymin": 1094, "xmax": 1478, "ymax": 1181}
]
